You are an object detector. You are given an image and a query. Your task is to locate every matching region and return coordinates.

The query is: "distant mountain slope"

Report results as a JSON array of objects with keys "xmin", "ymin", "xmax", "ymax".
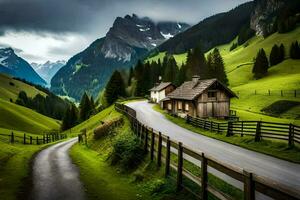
[
  {"xmin": 31, "ymin": 60, "xmax": 65, "ymax": 85},
  {"xmin": 0, "ymin": 98, "xmax": 60, "ymax": 133},
  {"xmin": 51, "ymin": 14, "xmax": 189, "ymax": 100},
  {"xmin": 0, "ymin": 73, "xmax": 47, "ymax": 102},
  {"xmin": 0, "ymin": 48, "xmax": 47, "ymax": 86},
  {"xmin": 157, "ymin": 2, "xmax": 255, "ymax": 54}
]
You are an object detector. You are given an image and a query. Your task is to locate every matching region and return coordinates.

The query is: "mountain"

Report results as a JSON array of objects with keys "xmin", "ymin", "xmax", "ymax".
[
  {"xmin": 156, "ymin": 0, "xmax": 300, "ymax": 54},
  {"xmin": 51, "ymin": 14, "xmax": 189, "ymax": 100},
  {"xmin": 0, "ymin": 48, "xmax": 47, "ymax": 86},
  {"xmin": 157, "ymin": 2, "xmax": 255, "ymax": 54},
  {"xmin": 31, "ymin": 60, "xmax": 65, "ymax": 85}
]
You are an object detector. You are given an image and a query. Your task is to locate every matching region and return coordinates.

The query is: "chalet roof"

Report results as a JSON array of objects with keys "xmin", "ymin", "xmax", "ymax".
[
  {"xmin": 149, "ymin": 82, "xmax": 173, "ymax": 92},
  {"xmin": 167, "ymin": 78, "xmax": 237, "ymax": 100}
]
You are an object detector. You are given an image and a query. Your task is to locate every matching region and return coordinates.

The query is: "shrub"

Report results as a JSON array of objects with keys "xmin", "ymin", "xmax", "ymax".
[
  {"xmin": 110, "ymin": 133, "xmax": 145, "ymax": 171},
  {"xmin": 93, "ymin": 118, "xmax": 123, "ymax": 139}
]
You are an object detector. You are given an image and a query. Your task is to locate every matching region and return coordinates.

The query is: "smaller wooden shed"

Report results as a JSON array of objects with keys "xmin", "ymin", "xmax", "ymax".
[{"xmin": 149, "ymin": 82, "xmax": 176, "ymax": 103}]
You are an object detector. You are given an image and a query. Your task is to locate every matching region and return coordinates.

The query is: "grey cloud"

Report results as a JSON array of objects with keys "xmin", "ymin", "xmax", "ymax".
[{"xmin": 0, "ymin": 0, "xmax": 249, "ymax": 38}]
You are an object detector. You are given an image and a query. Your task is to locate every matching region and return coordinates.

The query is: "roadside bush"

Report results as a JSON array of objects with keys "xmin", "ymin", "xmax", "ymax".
[
  {"xmin": 93, "ymin": 118, "xmax": 123, "ymax": 139},
  {"xmin": 110, "ymin": 133, "xmax": 145, "ymax": 171}
]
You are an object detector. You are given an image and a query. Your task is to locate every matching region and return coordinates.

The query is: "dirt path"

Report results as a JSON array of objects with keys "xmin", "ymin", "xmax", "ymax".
[{"xmin": 30, "ymin": 138, "xmax": 86, "ymax": 200}]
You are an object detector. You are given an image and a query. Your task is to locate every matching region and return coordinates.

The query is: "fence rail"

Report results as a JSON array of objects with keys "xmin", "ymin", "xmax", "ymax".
[
  {"xmin": 0, "ymin": 132, "xmax": 67, "ymax": 145},
  {"xmin": 115, "ymin": 103, "xmax": 300, "ymax": 200},
  {"xmin": 186, "ymin": 115, "xmax": 300, "ymax": 147},
  {"xmin": 235, "ymin": 89, "xmax": 300, "ymax": 98}
]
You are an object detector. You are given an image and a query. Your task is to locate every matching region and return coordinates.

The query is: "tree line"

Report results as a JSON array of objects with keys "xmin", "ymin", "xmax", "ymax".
[
  {"xmin": 61, "ymin": 92, "xmax": 97, "ymax": 131},
  {"xmin": 252, "ymin": 41, "xmax": 300, "ymax": 79},
  {"xmin": 104, "ymin": 45, "xmax": 228, "ymax": 103}
]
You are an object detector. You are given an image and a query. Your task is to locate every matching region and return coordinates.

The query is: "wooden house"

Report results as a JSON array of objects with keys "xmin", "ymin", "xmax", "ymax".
[
  {"xmin": 149, "ymin": 82, "xmax": 175, "ymax": 103},
  {"xmin": 165, "ymin": 76, "xmax": 237, "ymax": 118}
]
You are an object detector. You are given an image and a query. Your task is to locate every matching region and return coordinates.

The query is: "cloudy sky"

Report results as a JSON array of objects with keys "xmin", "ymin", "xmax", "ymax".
[{"xmin": 0, "ymin": 0, "xmax": 249, "ymax": 64}]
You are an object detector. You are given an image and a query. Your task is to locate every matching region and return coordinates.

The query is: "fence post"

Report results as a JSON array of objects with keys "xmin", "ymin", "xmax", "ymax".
[
  {"xmin": 226, "ymin": 122, "xmax": 233, "ymax": 137},
  {"xmin": 210, "ymin": 121, "xmax": 213, "ymax": 132},
  {"xmin": 255, "ymin": 121, "xmax": 261, "ymax": 142},
  {"xmin": 186, "ymin": 115, "xmax": 190, "ymax": 124},
  {"xmin": 30, "ymin": 136, "xmax": 32, "ymax": 144},
  {"xmin": 203, "ymin": 119, "xmax": 206, "ymax": 129},
  {"xmin": 36, "ymin": 136, "xmax": 39, "ymax": 145},
  {"xmin": 23, "ymin": 134, "xmax": 26, "ymax": 144},
  {"xmin": 177, "ymin": 142, "xmax": 183, "ymax": 191},
  {"xmin": 241, "ymin": 121, "xmax": 244, "ymax": 137},
  {"xmin": 244, "ymin": 170, "xmax": 255, "ymax": 200},
  {"xmin": 11, "ymin": 132, "xmax": 14, "ymax": 144},
  {"xmin": 157, "ymin": 132, "xmax": 162, "ymax": 167},
  {"xmin": 201, "ymin": 153, "xmax": 208, "ymax": 200},
  {"xmin": 217, "ymin": 123, "xmax": 220, "ymax": 134},
  {"xmin": 144, "ymin": 127, "xmax": 149, "ymax": 153},
  {"xmin": 165, "ymin": 136, "xmax": 171, "ymax": 177},
  {"xmin": 150, "ymin": 129, "xmax": 155, "ymax": 161},
  {"xmin": 78, "ymin": 134, "xmax": 81, "ymax": 143},
  {"xmin": 288, "ymin": 123, "xmax": 294, "ymax": 147}
]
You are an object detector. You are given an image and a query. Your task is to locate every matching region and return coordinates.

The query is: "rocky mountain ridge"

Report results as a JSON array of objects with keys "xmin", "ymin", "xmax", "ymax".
[
  {"xmin": 0, "ymin": 47, "xmax": 46, "ymax": 86},
  {"xmin": 51, "ymin": 14, "xmax": 189, "ymax": 100}
]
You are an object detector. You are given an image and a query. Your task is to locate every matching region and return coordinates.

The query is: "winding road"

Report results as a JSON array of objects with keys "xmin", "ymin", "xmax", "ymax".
[
  {"xmin": 127, "ymin": 101, "xmax": 300, "ymax": 197},
  {"xmin": 30, "ymin": 138, "xmax": 86, "ymax": 200}
]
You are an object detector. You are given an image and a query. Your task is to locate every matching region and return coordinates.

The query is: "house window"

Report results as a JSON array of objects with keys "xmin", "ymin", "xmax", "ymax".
[
  {"xmin": 178, "ymin": 101, "xmax": 182, "ymax": 110},
  {"xmin": 167, "ymin": 103, "xmax": 172, "ymax": 110},
  {"xmin": 185, "ymin": 103, "xmax": 189, "ymax": 111},
  {"xmin": 208, "ymin": 91, "xmax": 217, "ymax": 100}
]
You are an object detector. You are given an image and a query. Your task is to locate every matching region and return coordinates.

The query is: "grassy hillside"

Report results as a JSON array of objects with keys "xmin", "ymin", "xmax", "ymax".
[
  {"xmin": 0, "ymin": 99, "xmax": 60, "ymax": 134},
  {"xmin": 147, "ymin": 27, "xmax": 300, "ymax": 123},
  {"xmin": 0, "ymin": 73, "xmax": 46, "ymax": 102}
]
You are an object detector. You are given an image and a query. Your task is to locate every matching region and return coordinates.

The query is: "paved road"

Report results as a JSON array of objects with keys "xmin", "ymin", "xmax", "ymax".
[
  {"xmin": 127, "ymin": 101, "xmax": 300, "ymax": 197},
  {"xmin": 30, "ymin": 138, "xmax": 86, "ymax": 200}
]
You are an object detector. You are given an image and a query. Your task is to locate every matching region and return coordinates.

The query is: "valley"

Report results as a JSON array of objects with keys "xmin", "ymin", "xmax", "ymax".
[{"xmin": 0, "ymin": 0, "xmax": 299, "ymax": 200}]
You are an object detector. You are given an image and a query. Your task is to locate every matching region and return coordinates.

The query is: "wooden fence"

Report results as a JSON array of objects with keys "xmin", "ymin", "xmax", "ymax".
[
  {"xmin": 115, "ymin": 103, "xmax": 300, "ymax": 200},
  {"xmin": 0, "ymin": 132, "xmax": 67, "ymax": 145},
  {"xmin": 236, "ymin": 89, "xmax": 300, "ymax": 98},
  {"xmin": 186, "ymin": 115, "xmax": 300, "ymax": 147}
]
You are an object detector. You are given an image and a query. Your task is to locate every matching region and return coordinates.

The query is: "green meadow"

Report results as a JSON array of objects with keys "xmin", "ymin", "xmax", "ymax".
[{"xmin": 147, "ymin": 27, "xmax": 300, "ymax": 124}]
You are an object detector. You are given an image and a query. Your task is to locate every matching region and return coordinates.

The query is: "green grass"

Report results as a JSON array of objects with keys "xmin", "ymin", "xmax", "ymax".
[
  {"xmin": 153, "ymin": 104, "xmax": 300, "ymax": 163},
  {"xmin": 0, "ymin": 73, "xmax": 46, "ymax": 102},
  {"xmin": 70, "ymin": 144, "xmax": 144, "ymax": 200},
  {"xmin": 0, "ymin": 99, "xmax": 60, "ymax": 134}
]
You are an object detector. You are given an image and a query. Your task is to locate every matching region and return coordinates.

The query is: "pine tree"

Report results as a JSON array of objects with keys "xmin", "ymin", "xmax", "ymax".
[
  {"xmin": 79, "ymin": 92, "xmax": 92, "ymax": 122},
  {"xmin": 269, "ymin": 44, "xmax": 280, "ymax": 66},
  {"xmin": 105, "ymin": 70, "xmax": 126, "ymax": 104},
  {"xmin": 211, "ymin": 48, "xmax": 228, "ymax": 85},
  {"xmin": 175, "ymin": 63, "xmax": 187, "ymax": 86},
  {"xmin": 252, "ymin": 48, "xmax": 269, "ymax": 79},
  {"xmin": 15, "ymin": 91, "xmax": 29, "ymax": 106},
  {"xmin": 128, "ymin": 67, "xmax": 133, "ymax": 86},
  {"xmin": 290, "ymin": 41, "xmax": 300, "ymax": 59},
  {"xmin": 89, "ymin": 96, "xmax": 96, "ymax": 116},
  {"xmin": 185, "ymin": 44, "xmax": 209, "ymax": 80},
  {"xmin": 163, "ymin": 56, "xmax": 178, "ymax": 82},
  {"xmin": 279, "ymin": 44, "xmax": 285, "ymax": 61},
  {"xmin": 61, "ymin": 106, "xmax": 71, "ymax": 131},
  {"xmin": 134, "ymin": 60, "xmax": 145, "ymax": 97}
]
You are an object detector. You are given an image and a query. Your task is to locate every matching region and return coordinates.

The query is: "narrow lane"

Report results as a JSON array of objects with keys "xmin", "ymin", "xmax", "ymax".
[
  {"xmin": 30, "ymin": 138, "xmax": 86, "ymax": 200},
  {"xmin": 127, "ymin": 101, "xmax": 300, "ymax": 196}
]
